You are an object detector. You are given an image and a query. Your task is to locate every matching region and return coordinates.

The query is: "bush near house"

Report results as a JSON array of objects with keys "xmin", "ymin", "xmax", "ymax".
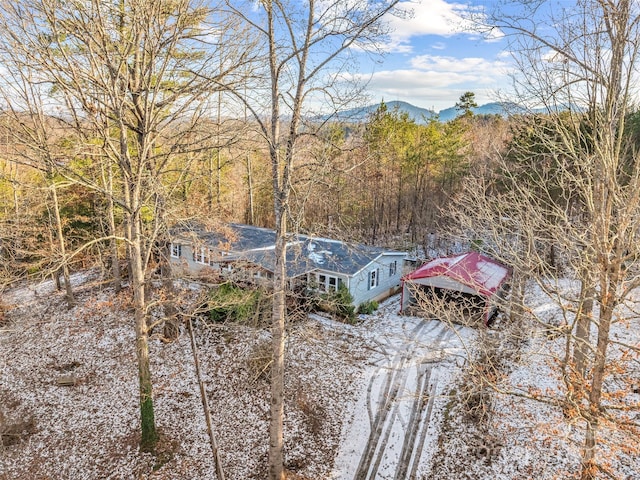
[
  {"xmin": 317, "ymin": 285, "xmax": 356, "ymax": 323},
  {"xmin": 203, "ymin": 281, "xmax": 362, "ymax": 326},
  {"xmin": 204, "ymin": 282, "xmax": 269, "ymax": 326},
  {"xmin": 357, "ymin": 300, "xmax": 378, "ymax": 315}
]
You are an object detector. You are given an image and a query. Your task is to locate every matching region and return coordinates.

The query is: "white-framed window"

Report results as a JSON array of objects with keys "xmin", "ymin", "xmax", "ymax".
[
  {"xmin": 193, "ymin": 247, "xmax": 207, "ymax": 264},
  {"xmin": 369, "ymin": 268, "xmax": 379, "ymax": 290},
  {"xmin": 389, "ymin": 260, "xmax": 397, "ymax": 277},
  {"xmin": 315, "ymin": 273, "xmax": 341, "ymax": 292},
  {"xmin": 170, "ymin": 243, "xmax": 182, "ymax": 258}
]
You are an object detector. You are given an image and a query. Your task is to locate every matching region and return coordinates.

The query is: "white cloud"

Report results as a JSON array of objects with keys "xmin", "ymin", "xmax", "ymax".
[
  {"xmin": 353, "ymin": 55, "xmax": 514, "ymax": 110},
  {"xmin": 384, "ymin": 0, "xmax": 500, "ymax": 53},
  {"xmin": 409, "ymin": 54, "xmax": 508, "ymax": 74}
]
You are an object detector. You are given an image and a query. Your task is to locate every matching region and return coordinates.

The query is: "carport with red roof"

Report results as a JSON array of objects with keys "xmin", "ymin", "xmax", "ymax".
[{"xmin": 400, "ymin": 251, "xmax": 511, "ymax": 325}]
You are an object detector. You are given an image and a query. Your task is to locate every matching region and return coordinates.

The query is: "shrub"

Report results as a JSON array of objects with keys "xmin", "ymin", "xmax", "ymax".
[
  {"xmin": 205, "ymin": 283, "xmax": 266, "ymax": 325},
  {"xmin": 470, "ymin": 238, "xmax": 484, "ymax": 252},
  {"xmin": 357, "ymin": 300, "xmax": 378, "ymax": 315},
  {"xmin": 320, "ymin": 285, "xmax": 356, "ymax": 323}
]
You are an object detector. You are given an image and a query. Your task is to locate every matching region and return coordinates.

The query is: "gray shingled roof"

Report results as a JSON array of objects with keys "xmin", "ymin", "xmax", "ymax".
[
  {"xmin": 189, "ymin": 223, "xmax": 276, "ymax": 251},
  {"xmin": 174, "ymin": 223, "xmax": 404, "ymax": 278}
]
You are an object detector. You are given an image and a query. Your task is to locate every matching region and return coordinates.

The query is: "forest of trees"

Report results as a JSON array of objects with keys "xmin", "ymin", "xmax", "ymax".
[
  {"xmin": 0, "ymin": 96, "xmax": 501, "ymax": 280},
  {"xmin": 1, "ymin": 1, "xmax": 640, "ymax": 479}
]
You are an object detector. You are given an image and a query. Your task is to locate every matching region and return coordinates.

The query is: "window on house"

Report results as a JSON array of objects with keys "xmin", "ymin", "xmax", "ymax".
[
  {"xmin": 389, "ymin": 261, "xmax": 397, "ymax": 277},
  {"xmin": 318, "ymin": 274, "xmax": 327, "ymax": 292},
  {"xmin": 170, "ymin": 243, "xmax": 182, "ymax": 258},
  {"xmin": 193, "ymin": 247, "xmax": 207, "ymax": 264},
  {"xmin": 253, "ymin": 270, "xmax": 265, "ymax": 279},
  {"xmin": 369, "ymin": 268, "xmax": 379, "ymax": 290},
  {"xmin": 316, "ymin": 273, "xmax": 341, "ymax": 292}
]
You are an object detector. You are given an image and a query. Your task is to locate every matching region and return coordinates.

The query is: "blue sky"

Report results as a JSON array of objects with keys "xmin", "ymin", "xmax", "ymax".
[{"xmin": 358, "ymin": 0, "xmax": 513, "ymax": 111}]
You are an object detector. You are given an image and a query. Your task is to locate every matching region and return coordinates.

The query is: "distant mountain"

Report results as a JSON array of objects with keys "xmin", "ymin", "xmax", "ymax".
[
  {"xmin": 329, "ymin": 100, "xmax": 523, "ymax": 124},
  {"xmin": 331, "ymin": 100, "xmax": 436, "ymax": 124},
  {"xmin": 437, "ymin": 102, "xmax": 523, "ymax": 121}
]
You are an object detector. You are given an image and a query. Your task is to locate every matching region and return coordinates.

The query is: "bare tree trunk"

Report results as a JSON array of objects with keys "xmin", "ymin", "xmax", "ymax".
[
  {"xmin": 216, "ymin": 92, "xmax": 223, "ymax": 209},
  {"xmin": 155, "ymin": 193, "xmax": 178, "ymax": 341},
  {"xmin": 106, "ymin": 163, "xmax": 122, "ymax": 292},
  {"xmin": 161, "ymin": 263, "xmax": 179, "ymax": 341},
  {"xmin": 129, "ymin": 211, "xmax": 158, "ymax": 453},
  {"xmin": 246, "ymin": 153, "xmax": 255, "ymax": 225},
  {"xmin": 269, "ymin": 206, "xmax": 287, "ymax": 480},
  {"xmin": 208, "ymin": 150, "xmax": 215, "ymax": 215},
  {"xmin": 573, "ymin": 273, "xmax": 593, "ymax": 379},
  {"xmin": 581, "ymin": 421, "xmax": 598, "ymax": 480},
  {"xmin": 188, "ymin": 318, "xmax": 225, "ymax": 479},
  {"xmin": 216, "ymin": 150, "xmax": 222, "ymax": 208},
  {"xmin": 396, "ymin": 166, "xmax": 402, "ymax": 232},
  {"xmin": 580, "ymin": 307, "xmax": 612, "ymax": 480},
  {"xmin": 580, "ymin": 274, "xmax": 615, "ymax": 479},
  {"xmin": 50, "ymin": 183, "xmax": 75, "ymax": 307}
]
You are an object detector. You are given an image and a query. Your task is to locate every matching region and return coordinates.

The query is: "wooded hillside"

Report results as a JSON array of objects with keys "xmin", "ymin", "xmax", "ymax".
[{"xmin": 2, "ymin": 2, "xmax": 640, "ymax": 479}]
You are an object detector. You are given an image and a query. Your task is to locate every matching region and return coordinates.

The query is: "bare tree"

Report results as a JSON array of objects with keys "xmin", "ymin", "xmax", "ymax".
[
  {"xmin": 442, "ymin": 1, "xmax": 640, "ymax": 477},
  {"xmin": 0, "ymin": 0, "xmax": 251, "ymax": 453},
  {"xmin": 0, "ymin": 97, "xmax": 79, "ymax": 306},
  {"xmin": 223, "ymin": 1, "xmax": 405, "ymax": 477}
]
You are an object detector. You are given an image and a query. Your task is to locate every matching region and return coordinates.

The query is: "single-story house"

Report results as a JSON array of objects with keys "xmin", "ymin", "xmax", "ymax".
[
  {"xmin": 400, "ymin": 251, "xmax": 511, "ymax": 325},
  {"xmin": 170, "ymin": 223, "xmax": 407, "ymax": 307}
]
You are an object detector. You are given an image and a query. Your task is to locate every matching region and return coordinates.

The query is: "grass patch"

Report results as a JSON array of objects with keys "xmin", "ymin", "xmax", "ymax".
[{"xmin": 317, "ymin": 285, "xmax": 356, "ymax": 323}]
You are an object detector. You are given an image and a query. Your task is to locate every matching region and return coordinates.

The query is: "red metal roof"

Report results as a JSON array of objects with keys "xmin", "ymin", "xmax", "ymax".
[{"xmin": 403, "ymin": 251, "xmax": 511, "ymax": 297}]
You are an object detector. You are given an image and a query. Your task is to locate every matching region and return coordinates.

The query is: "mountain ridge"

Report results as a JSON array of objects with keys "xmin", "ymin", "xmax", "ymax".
[{"xmin": 330, "ymin": 100, "xmax": 522, "ymax": 124}]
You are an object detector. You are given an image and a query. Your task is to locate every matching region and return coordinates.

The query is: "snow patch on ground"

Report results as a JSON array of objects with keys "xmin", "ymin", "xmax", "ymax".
[
  {"xmin": 0, "ymin": 274, "xmax": 379, "ymax": 479},
  {"xmin": 2, "ymin": 275, "xmax": 639, "ymax": 479}
]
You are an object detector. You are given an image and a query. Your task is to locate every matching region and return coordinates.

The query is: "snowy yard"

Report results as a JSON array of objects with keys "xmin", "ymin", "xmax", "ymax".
[
  {"xmin": 1, "ymin": 273, "xmax": 639, "ymax": 479},
  {"xmin": 329, "ymin": 301, "xmax": 474, "ymax": 479},
  {"xmin": 1, "ymin": 273, "xmax": 463, "ymax": 479}
]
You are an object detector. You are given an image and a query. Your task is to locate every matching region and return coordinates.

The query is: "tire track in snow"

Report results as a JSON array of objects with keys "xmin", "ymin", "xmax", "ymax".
[
  {"xmin": 394, "ymin": 328, "xmax": 452, "ymax": 479},
  {"xmin": 354, "ymin": 319, "xmax": 446, "ymax": 480},
  {"xmin": 408, "ymin": 371, "xmax": 440, "ymax": 480},
  {"xmin": 363, "ymin": 320, "xmax": 439, "ymax": 432},
  {"xmin": 394, "ymin": 366, "xmax": 432, "ymax": 479}
]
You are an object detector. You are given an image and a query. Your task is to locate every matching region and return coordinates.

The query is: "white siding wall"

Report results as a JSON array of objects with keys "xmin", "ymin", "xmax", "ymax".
[
  {"xmin": 350, "ymin": 253, "xmax": 406, "ymax": 306},
  {"xmin": 170, "ymin": 243, "xmax": 224, "ymax": 273}
]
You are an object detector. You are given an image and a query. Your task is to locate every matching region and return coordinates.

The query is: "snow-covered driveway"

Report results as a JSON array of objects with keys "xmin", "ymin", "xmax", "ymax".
[{"xmin": 331, "ymin": 299, "xmax": 474, "ymax": 479}]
